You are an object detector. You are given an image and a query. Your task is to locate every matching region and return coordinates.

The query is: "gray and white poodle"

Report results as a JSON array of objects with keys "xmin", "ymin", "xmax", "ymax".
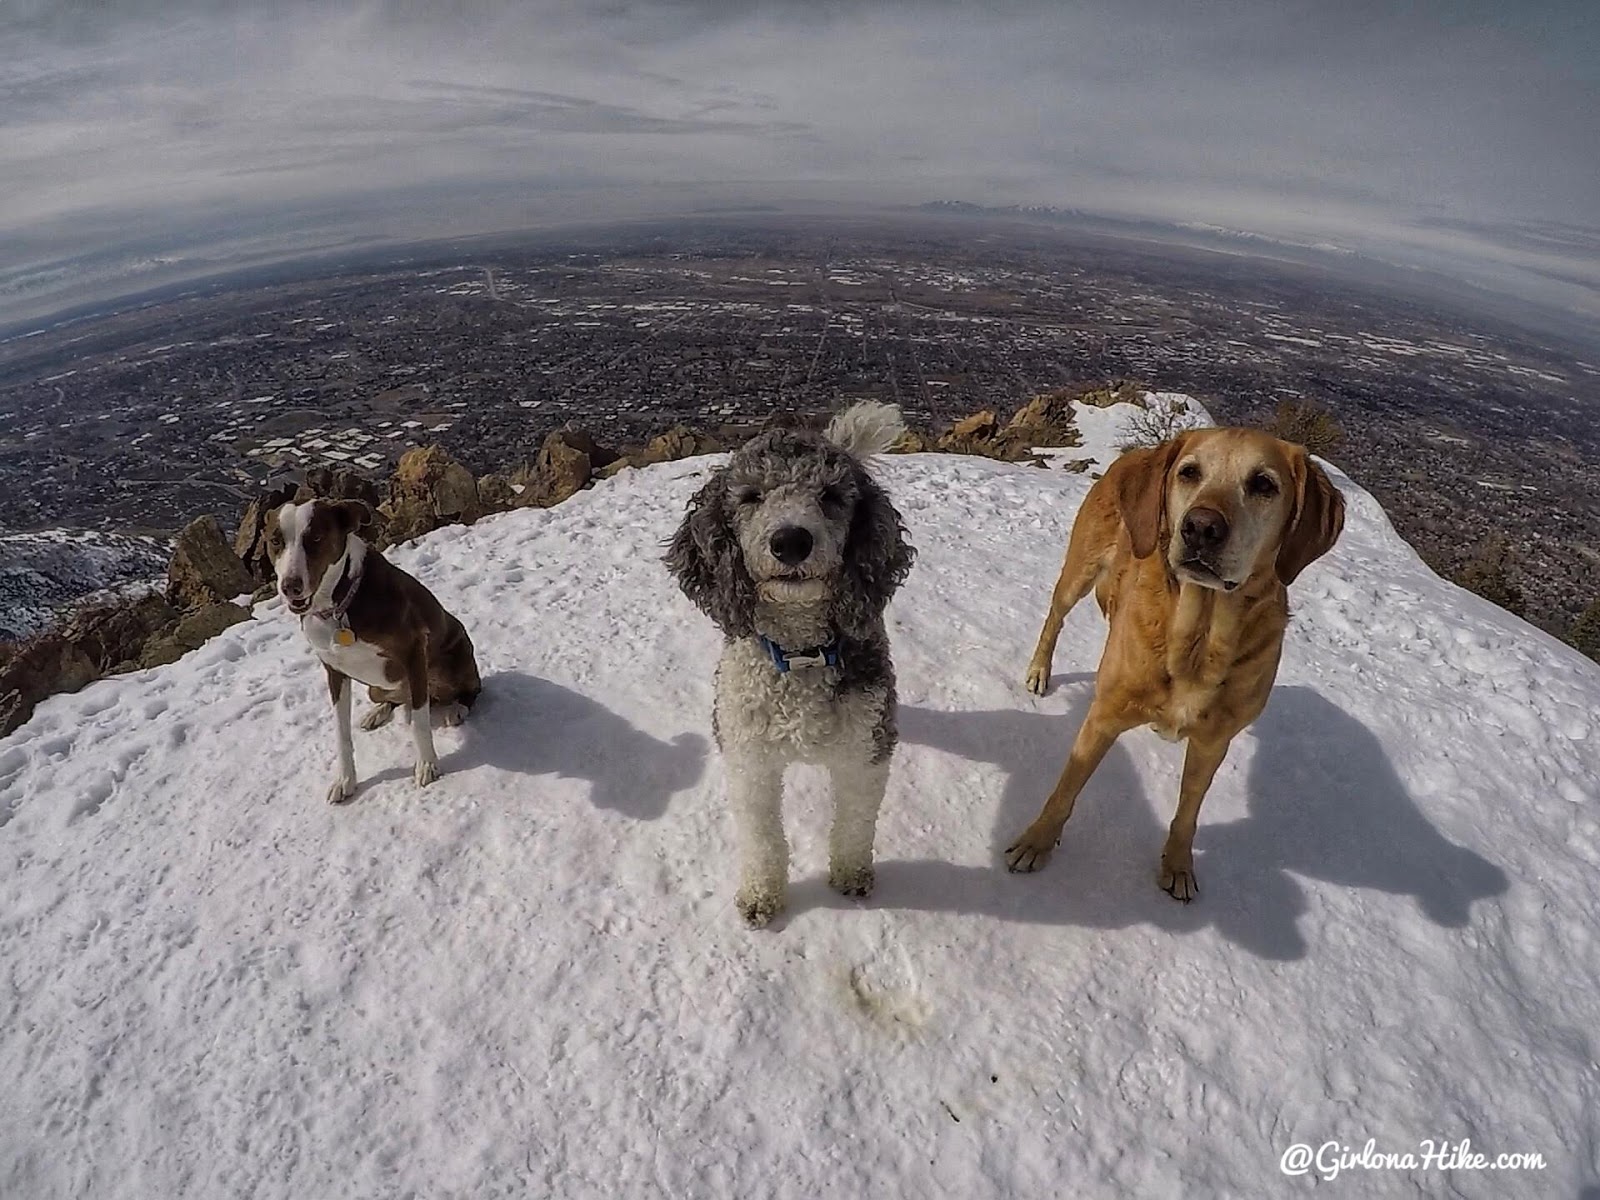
[{"xmin": 665, "ymin": 401, "xmax": 916, "ymax": 927}]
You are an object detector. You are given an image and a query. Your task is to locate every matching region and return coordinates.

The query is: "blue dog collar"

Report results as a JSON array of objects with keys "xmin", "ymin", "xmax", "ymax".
[{"xmin": 758, "ymin": 634, "xmax": 841, "ymax": 673}]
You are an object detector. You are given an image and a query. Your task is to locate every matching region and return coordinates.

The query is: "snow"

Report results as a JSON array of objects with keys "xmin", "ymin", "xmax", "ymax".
[
  {"xmin": 1033, "ymin": 391, "xmax": 1206, "ymax": 470},
  {"xmin": 0, "ymin": 528, "xmax": 168, "ymax": 642},
  {"xmin": 3, "ymin": 402, "xmax": 1599, "ymax": 1198}
]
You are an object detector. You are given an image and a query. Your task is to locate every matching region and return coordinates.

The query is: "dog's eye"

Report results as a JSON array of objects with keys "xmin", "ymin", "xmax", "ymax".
[
  {"xmin": 1247, "ymin": 472, "xmax": 1279, "ymax": 498},
  {"xmin": 735, "ymin": 487, "xmax": 762, "ymax": 506},
  {"xmin": 1177, "ymin": 463, "xmax": 1201, "ymax": 483},
  {"xmin": 820, "ymin": 486, "xmax": 847, "ymax": 511}
]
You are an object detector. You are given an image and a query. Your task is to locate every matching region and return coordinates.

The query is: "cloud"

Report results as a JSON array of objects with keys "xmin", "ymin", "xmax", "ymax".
[{"xmin": 1, "ymin": 0, "xmax": 1597, "ymax": 325}]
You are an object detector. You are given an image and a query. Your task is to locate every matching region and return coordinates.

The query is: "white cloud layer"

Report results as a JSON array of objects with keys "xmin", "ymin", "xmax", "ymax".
[{"xmin": 3, "ymin": 0, "xmax": 1597, "ymax": 325}]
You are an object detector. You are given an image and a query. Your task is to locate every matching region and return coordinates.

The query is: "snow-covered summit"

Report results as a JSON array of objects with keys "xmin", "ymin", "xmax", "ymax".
[{"xmin": 2, "ymin": 398, "xmax": 1597, "ymax": 1198}]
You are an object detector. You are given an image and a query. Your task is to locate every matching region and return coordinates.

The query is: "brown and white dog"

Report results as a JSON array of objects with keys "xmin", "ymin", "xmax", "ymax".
[
  {"xmin": 1008, "ymin": 427, "xmax": 1345, "ymax": 900},
  {"xmin": 264, "ymin": 498, "xmax": 481, "ymax": 803}
]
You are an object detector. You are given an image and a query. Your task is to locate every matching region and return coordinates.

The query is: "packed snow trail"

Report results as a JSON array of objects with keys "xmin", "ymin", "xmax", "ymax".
[{"xmin": 2, "ymin": 408, "xmax": 1597, "ymax": 1197}]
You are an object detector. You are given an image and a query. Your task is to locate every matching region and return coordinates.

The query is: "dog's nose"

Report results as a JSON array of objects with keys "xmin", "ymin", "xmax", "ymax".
[
  {"xmin": 769, "ymin": 526, "xmax": 813, "ymax": 566},
  {"xmin": 1180, "ymin": 507, "xmax": 1229, "ymax": 551},
  {"xmin": 281, "ymin": 576, "xmax": 307, "ymax": 599}
]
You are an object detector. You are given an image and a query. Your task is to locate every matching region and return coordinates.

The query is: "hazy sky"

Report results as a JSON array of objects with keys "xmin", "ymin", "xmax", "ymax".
[{"xmin": 3, "ymin": 0, "xmax": 1598, "ymax": 325}]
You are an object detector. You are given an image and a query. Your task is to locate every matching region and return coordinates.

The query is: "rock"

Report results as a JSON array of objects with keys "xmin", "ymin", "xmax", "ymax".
[
  {"xmin": 640, "ymin": 426, "xmax": 721, "ymax": 464},
  {"xmin": 172, "ymin": 602, "xmax": 250, "ymax": 650},
  {"xmin": 167, "ymin": 516, "xmax": 256, "ymax": 611},
  {"xmin": 1077, "ymin": 386, "xmax": 1119, "ymax": 408},
  {"xmin": 1007, "ymin": 390, "xmax": 1084, "ymax": 449},
  {"xmin": 1076, "ymin": 380, "xmax": 1147, "ymax": 409},
  {"xmin": 549, "ymin": 428, "xmax": 618, "ymax": 471},
  {"xmin": 233, "ymin": 483, "xmax": 297, "ymax": 581},
  {"xmin": 591, "ymin": 426, "xmax": 720, "ymax": 480},
  {"xmin": 936, "ymin": 398, "xmax": 1086, "ymax": 460},
  {"xmin": 137, "ymin": 636, "xmax": 188, "ymax": 670},
  {"xmin": 949, "ymin": 410, "xmax": 999, "ymax": 441},
  {"xmin": 888, "ymin": 429, "xmax": 929, "ymax": 454},
  {"xmin": 514, "ymin": 431, "xmax": 593, "ymax": 509},
  {"xmin": 0, "ymin": 590, "xmax": 190, "ymax": 734},
  {"xmin": 381, "ymin": 445, "xmax": 482, "ymax": 545},
  {"xmin": 1060, "ymin": 458, "xmax": 1094, "ymax": 473},
  {"xmin": 296, "ymin": 466, "xmax": 383, "ymax": 509},
  {"xmin": 477, "ymin": 473, "xmax": 517, "ymax": 514},
  {"xmin": 0, "ymin": 634, "xmax": 98, "ymax": 738},
  {"xmin": 294, "ymin": 467, "xmax": 386, "ymax": 542},
  {"xmin": 65, "ymin": 593, "xmax": 179, "ymax": 671},
  {"xmin": 937, "ymin": 409, "xmax": 1038, "ymax": 459}
]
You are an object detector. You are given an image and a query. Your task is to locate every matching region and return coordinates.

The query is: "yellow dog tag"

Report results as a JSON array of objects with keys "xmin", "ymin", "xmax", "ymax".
[{"xmin": 335, "ymin": 628, "xmax": 356, "ymax": 647}]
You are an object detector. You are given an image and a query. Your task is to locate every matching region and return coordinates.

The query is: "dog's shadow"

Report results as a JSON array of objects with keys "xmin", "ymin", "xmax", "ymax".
[
  {"xmin": 438, "ymin": 670, "xmax": 708, "ymax": 820},
  {"xmin": 793, "ymin": 677, "xmax": 1507, "ymax": 961}
]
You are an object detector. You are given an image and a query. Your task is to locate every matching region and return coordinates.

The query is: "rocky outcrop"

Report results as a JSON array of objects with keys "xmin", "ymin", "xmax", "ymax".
[
  {"xmin": 513, "ymin": 431, "xmax": 594, "ymax": 509},
  {"xmin": 0, "ymin": 634, "xmax": 96, "ymax": 738},
  {"xmin": 380, "ymin": 445, "xmax": 482, "ymax": 545},
  {"xmin": 0, "ymin": 590, "xmax": 223, "ymax": 736},
  {"xmin": 477, "ymin": 473, "xmax": 517, "ymax": 514},
  {"xmin": 933, "ymin": 391, "xmax": 1088, "ymax": 461},
  {"xmin": 1006, "ymin": 389, "xmax": 1084, "ymax": 448},
  {"xmin": 598, "ymin": 425, "xmax": 723, "ymax": 479},
  {"xmin": 641, "ymin": 426, "xmax": 720, "ymax": 464},
  {"xmin": 547, "ymin": 428, "xmax": 618, "ymax": 472},
  {"xmin": 296, "ymin": 466, "xmax": 384, "ymax": 510},
  {"xmin": 888, "ymin": 428, "xmax": 929, "ymax": 454},
  {"xmin": 168, "ymin": 516, "xmax": 256, "ymax": 610},
  {"xmin": 67, "ymin": 593, "xmax": 179, "ymax": 672},
  {"xmin": 947, "ymin": 410, "xmax": 999, "ymax": 441},
  {"xmin": 935, "ymin": 408, "xmax": 1035, "ymax": 460},
  {"xmin": 0, "ymin": 397, "xmax": 1134, "ymax": 740},
  {"xmin": 1076, "ymin": 380, "xmax": 1146, "ymax": 409},
  {"xmin": 175, "ymin": 602, "xmax": 251, "ymax": 650},
  {"xmin": 139, "ymin": 602, "xmax": 250, "ymax": 669}
]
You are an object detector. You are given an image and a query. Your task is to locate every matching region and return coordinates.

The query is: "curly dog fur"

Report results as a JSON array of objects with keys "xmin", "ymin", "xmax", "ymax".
[{"xmin": 665, "ymin": 402, "xmax": 915, "ymax": 926}]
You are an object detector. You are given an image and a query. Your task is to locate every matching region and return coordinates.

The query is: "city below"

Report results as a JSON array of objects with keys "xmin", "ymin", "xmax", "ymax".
[{"xmin": 1, "ymin": 213, "xmax": 1596, "ymax": 634}]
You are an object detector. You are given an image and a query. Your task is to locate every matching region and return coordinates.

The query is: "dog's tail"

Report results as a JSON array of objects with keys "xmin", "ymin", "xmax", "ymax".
[{"xmin": 824, "ymin": 400, "xmax": 906, "ymax": 459}]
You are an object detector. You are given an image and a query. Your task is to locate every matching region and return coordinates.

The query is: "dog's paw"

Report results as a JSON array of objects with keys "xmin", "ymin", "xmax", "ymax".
[
  {"xmin": 359, "ymin": 703, "xmax": 396, "ymax": 731},
  {"xmin": 1159, "ymin": 858, "xmax": 1198, "ymax": 903},
  {"xmin": 1023, "ymin": 664, "xmax": 1051, "ymax": 696},
  {"xmin": 1004, "ymin": 825, "xmax": 1059, "ymax": 873},
  {"xmin": 829, "ymin": 864, "xmax": 875, "ymax": 898},
  {"xmin": 735, "ymin": 883, "xmax": 785, "ymax": 929},
  {"xmin": 326, "ymin": 774, "xmax": 358, "ymax": 805},
  {"xmin": 414, "ymin": 758, "xmax": 440, "ymax": 788}
]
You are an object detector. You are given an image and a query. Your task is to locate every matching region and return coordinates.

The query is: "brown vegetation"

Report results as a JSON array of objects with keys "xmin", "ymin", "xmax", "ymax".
[{"xmin": 1266, "ymin": 400, "xmax": 1345, "ymax": 456}]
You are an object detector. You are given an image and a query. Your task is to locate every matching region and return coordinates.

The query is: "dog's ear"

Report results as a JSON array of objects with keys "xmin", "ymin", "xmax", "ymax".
[
  {"xmin": 329, "ymin": 499, "xmax": 376, "ymax": 538},
  {"xmin": 664, "ymin": 469, "xmax": 756, "ymax": 636},
  {"xmin": 1114, "ymin": 435, "xmax": 1187, "ymax": 559},
  {"xmin": 833, "ymin": 467, "xmax": 915, "ymax": 636},
  {"xmin": 1276, "ymin": 448, "xmax": 1346, "ymax": 585}
]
